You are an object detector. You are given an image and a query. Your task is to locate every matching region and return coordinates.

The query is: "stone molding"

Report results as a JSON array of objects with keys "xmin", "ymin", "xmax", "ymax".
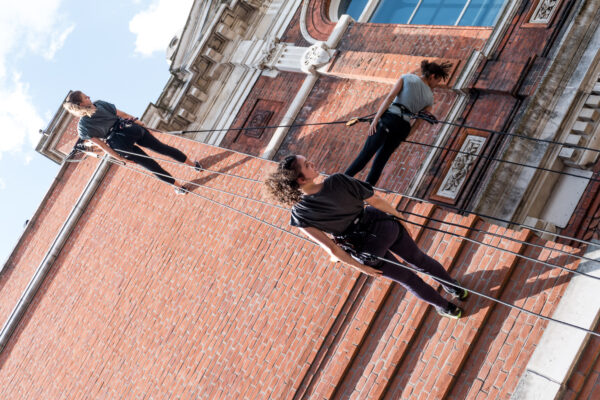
[
  {"xmin": 473, "ymin": 2, "xmax": 600, "ymax": 227},
  {"xmin": 512, "ymin": 241, "xmax": 600, "ymax": 400},
  {"xmin": 142, "ymin": 0, "xmax": 303, "ymax": 145},
  {"xmin": 36, "ymin": 103, "xmax": 75, "ymax": 164},
  {"xmin": 300, "ymin": 41, "xmax": 335, "ymax": 74},
  {"xmin": 559, "ymin": 74, "xmax": 600, "ymax": 168}
]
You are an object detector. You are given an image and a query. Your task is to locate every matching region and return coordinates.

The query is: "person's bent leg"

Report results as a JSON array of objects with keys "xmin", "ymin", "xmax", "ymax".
[
  {"xmin": 136, "ymin": 129, "xmax": 188, "ymax": 163},
  {"xmin": 365, "ymin": 120, "xmax": 410, "ymax": 185},
  {"xmin": 345, "ymin": 122, "xmax": 386, "ymax": 177},
  {"xmin": 358, "ymin": 210, "xmax": 451, "ymax": 310},
  {"xmin": 118, "ymin": 145, "xmax": 176, "ymax": 185},
  {"xmin": 378, "ymin": 251, "xmax": 451, "ymax": 310},
  {"xmin": 390, "ymin": 222, "xmax": 462, "ymax": 293}
]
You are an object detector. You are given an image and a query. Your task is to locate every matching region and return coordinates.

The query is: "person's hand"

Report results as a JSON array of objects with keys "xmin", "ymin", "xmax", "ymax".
[
  {"xmin": 368, "ymin": 118, "xmax": 379, "ymax": 136},
  {"xmin": 419, "ymin": 112, "xmax": 438, "ymax": 125},
  {"xmin": 358, "ymin": 264, "xmax": 383, "ymax": 277},
  {"xmin": 112, "ymin": 154, "xmax": 129, "ymax": 165}
]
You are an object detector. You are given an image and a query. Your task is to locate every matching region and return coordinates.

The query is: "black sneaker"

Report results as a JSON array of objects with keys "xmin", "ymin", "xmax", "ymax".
[
  {"xmin": 436, "ymin": 303, "xmax": 463, "ymax": 319},
  {"xmin": 443, "ymin": 283, "xmax": 469, "ymax": 301},
  {"xmin": 194, "ymin": 161, "xmax": 202, "ymax": 172}
]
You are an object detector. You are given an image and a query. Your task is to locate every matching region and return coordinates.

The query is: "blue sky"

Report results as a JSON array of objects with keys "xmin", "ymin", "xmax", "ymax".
[{"xmin": 0, "ymin": 0, "xmax": 194, "ymax": 263}]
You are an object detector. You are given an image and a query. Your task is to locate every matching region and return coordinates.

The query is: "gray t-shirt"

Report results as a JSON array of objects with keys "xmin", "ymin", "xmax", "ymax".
[
  {"xmin": 390, "ymin": 74, "xmax": 433, "ymax": 120},
  {"xmin": 290, "ymin": 173, "xmax": 374, "ymax": 235},
  {"xmin": 77, "ymin": 100, "xmax": 119, "ymax": 140}
]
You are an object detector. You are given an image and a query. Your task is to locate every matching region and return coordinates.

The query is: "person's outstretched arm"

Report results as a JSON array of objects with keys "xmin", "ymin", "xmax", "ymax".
[
  {"xmin": 365, "ymin": 194, "xmax": 404, "ymax": 219},
  {"xmin": 368, "ymin": 76, "xmax": 404, "ymax": 135},
  {"xmin": 116, "ymin": 109, "xmax": 147, "ymax": 128},
  {"xmin": 299, "ymin": 226, "xmax": 382, "ymax": 277},
  {"xmin": 89, "ymin": 137, "xmax": 128, "ymax": 163}
]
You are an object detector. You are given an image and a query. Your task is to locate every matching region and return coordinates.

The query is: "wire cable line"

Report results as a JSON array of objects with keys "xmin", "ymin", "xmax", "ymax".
[{"xmin": 103, "ymin": 156, "xmax": 600, "ymax": 339}]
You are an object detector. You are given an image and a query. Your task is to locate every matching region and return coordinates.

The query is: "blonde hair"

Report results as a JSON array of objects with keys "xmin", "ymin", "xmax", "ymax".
[{"xmin": 63, "ymin": 90, "xmax": 96, "ymax": 118}]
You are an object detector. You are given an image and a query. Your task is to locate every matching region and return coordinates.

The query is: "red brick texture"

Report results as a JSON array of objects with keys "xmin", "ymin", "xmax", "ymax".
[
  {"xmin": 304, "ymin": 0, "xmax": 335, "ymax": 42},
  {"xmin": 0, "ymin": 131, "xmax": 585, "ymax": 399}
]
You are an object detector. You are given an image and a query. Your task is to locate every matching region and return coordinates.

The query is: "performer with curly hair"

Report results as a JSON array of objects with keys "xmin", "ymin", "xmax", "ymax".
[
  {"xmin": 266, "ymin": 155, "xmax": 468, "ymax": 319},
  {"xmin": 63, "ymin": 90, "xmax": 201, "ymax": 194},
  {"xmin": 345, "ymin": 60, "xmax": 452, "ymax": 185}
]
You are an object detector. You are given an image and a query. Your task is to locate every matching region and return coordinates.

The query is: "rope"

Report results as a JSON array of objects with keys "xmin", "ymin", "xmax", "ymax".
[
  {"xmin": 142, "ymin": 124, "xmax": 599, "ymax": 248},
  {"xmin": 91, "ymin": 146, "xmax": 600, "ymax": 269},
  {"xmin": 399, "ymin": 208, "xmax": 597, "ymax": 266},
  {"xmin": 396, "ymin": 216, "xmax": 599, "ymax": 281},
  {"xmin": 103, "ymin": 156, "xmax": 600, "ymax": 339}
]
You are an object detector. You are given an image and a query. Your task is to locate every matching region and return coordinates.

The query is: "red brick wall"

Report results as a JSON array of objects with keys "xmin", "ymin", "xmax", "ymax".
[
  {"xmin": 0, "ymin": 131, "xmax": 584, "ymax": 399},
  {"xmin": 563, "ymin": 329, "xmax": 600, "ymax": 399},
  {"xmin": 0, "ymin": 157, "xmax": 97, "ymax": 325},
  {"xmin": 55, "ymin": 117, "xmax": 79, "ymax": 155},
  {"xmin": 219, "ymin": 72, "xmax": 305, "ymax": 155}
]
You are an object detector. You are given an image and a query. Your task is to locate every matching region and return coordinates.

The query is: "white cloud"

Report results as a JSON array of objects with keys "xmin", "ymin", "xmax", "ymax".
[
  {"xmin": 0, "ymin": 0, "xmax": 72, "ymax": 161},
  {"xmin": 43, "ymin": 24, "xmax": 76, "ymax": 60},
  {"xmin": 0, "ymin": 0, "xmax": 74, "ymax": 77},
  {"xmin": 0, "ymin": 74, "xmax": 44, "ymax": 156},
  {"xmin": 0, "ymin": 178, "xmax": 6, "ymax": 191},
  {"xmin": 129, "ymin": 0, "xmax": 194, "ymax": 56}
]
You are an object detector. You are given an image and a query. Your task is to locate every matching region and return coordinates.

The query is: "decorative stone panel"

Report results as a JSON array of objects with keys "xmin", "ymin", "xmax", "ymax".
[
  {"xmin": 528, "ymin": 0, "xmax": 560, "ymax": 25},
  {"xmin": 435, "ymin": 134, "xmax": 487, "ymax": 200}
]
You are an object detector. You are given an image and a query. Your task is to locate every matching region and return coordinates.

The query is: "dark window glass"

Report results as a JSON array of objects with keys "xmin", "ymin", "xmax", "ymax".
[
  {"xmin": 370, "ymin": 0, "xmax": 419, "ymax": 24},
  {"xmin": 339, "ymin": 0, "xmax": 506, "ymax": 26},
  {"xmin": 410, "ymin": 0, "xmax": 464, "ymax": 25},
  {"xmin": 338, "ymin": 0, "xmax": 370, "ymax": 20},
  {"xmin": 458, "ymin": 0, "xmax": 505, "ymax": 26}
]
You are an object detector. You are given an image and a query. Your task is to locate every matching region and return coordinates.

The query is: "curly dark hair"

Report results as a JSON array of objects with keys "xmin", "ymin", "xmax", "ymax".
[
  {"xmin": 264, "ymin": 155, "xmax": 304, "ymax": 206},
  {"xmin": 420, "ymin": 60, "xmax": 453, "ymax": 81}
]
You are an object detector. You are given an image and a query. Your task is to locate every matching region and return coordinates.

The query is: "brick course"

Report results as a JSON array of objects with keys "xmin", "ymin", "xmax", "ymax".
[{"xmin": 0, "ymin": 131, "xmax": 583, "ymax": 399}]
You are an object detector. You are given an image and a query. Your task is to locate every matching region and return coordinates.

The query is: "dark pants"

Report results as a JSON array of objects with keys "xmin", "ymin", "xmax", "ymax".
[
  {"xmin": 107, "ymin": 124, "xmax": 188, "ymax": 185},
  {"xmin": 358, "ymin": 207, "xmax": 457, "ymax": 310},
  {"xmin": 345, "ymin": 112, "xmax": 412, "ymax": 185}
]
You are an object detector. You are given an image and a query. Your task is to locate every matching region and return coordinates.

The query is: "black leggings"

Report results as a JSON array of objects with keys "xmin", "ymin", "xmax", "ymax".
[
  {"xmin": 345, "ymin": 112, "xmax": 411, "ymax": 185},
  {"xmin": 359, "ymin": 207, "xmax": 458, "ymax": 310},
  {"xmin": 107, "ymin": 124, "xmax": 188, "ymax": 185}
]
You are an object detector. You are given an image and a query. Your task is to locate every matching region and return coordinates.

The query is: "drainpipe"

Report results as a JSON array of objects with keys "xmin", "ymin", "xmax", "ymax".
[
  {"xmin": 0, "ymin": 157, "xmax": 110, "ymax": 354},
  {"xmin": 262, "ymin": 14, "xmax": 353, "ymax": 159}
]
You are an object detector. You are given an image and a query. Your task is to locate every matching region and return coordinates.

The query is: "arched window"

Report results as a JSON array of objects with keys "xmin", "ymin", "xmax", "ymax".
[{"xmin": 332, "ymin": 0, "xmax": 506, "ymax": 26}]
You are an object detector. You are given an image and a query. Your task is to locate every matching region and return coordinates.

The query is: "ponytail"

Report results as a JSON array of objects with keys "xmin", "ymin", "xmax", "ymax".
[
  {"xmin": 63, "ymin": 90, "xmax": 96, "ymax": 118},
  {"xmin": 420, "ymin": 60, "xmax": 452, "ymax": 81}
]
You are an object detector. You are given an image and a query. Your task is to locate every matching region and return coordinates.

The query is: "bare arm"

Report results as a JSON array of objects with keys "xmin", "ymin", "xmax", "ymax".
[
  {"xmin": 89, "ymin": 137, "xmax": 127, "ymax": 162},
  {"xmin": 299, "ymin": 226, "xmax": 382, "ymax": 277},
  {"xmin": 365, "ymin": 194, "xmax": 404, "ymax": 219},
  {"xmin": 116, "ymin": 109, "xmax": 147, "ymax": 128},
  {"xmin": 369, "ymin": 76, "xmax": 404, "ymax": 135}
]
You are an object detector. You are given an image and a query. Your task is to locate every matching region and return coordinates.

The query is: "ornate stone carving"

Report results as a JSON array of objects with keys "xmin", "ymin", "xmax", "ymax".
[
  {"xmin": 529, "ymin": 0, "xmax": 559, "ymax": 24},
  {"xmin": 436, "ymin": 135, "xmax": 486, "ymax": 199},
  {"xmin": 255, "ymin": 37, "xmax": 286, "ymax": 70},
  {"xmin": 301, "ymin": 42, "xmax": 334, "ymax": 74}
]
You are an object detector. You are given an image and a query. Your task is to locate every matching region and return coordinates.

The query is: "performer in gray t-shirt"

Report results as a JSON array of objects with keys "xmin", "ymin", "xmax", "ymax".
[
  {"xmin": 345, "ymin": 60, "xmax": 452, "ymax": 185},
  {"xmin": 63, "ymin": 90, "xmax": 202, "ymax": 195},
  {"xmin": 266, "ymin": 155, "xmax": 468, "ymax": 319}
]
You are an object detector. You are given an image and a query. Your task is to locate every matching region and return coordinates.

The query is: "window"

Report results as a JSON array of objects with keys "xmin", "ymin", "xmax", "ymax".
[{"xmin": 334, "ymin": 0, "xmax": 506, "ymax": 26}]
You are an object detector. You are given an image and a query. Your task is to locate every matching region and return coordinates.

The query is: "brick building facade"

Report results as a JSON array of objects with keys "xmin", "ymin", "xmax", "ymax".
[{"xmin": 2, "ymin": 0, "xmax": 600, "ymax": 399}]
